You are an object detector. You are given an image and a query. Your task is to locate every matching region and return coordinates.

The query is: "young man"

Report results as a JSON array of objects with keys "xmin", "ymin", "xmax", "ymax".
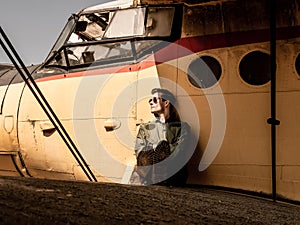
[{"xmin": 131, "ymin": 88, "xmax": 190, "ymax": 185}]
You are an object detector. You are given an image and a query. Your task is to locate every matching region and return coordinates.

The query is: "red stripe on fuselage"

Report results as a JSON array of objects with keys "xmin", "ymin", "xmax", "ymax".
[
  {"xmin": 36, "ymin": 26, "xmax": 300, "ymax": 83},
  {"xmin": 155, "ymin": 26, "xmax": 300, "ymax": 63},
  {"xmin": 35, "ymin": 62, "xmax": 155, "ymax": 82}
]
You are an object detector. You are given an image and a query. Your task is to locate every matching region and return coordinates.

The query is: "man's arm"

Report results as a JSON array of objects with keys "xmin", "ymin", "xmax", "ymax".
[
  {"xmin": 167, "ymin": 122, "xmax": 191, "ymax": 160},
  {"xmin": 134, "ymin": 124, "xmax": 153, "ymax": 156}
]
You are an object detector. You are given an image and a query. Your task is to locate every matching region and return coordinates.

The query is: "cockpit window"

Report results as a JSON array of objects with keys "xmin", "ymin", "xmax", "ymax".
[
  {"xmin": 67, "ymin": 41, "xmax": 133, "ymax": 66},
  {"xmin": 43, "ymin": 6, "xmax": 178, "ymax": 70},
  {"xmin": 146, "ymin": 7, "xmax": 175, "ymax": 37},
  {"xmin": 103, "ymin": 8, "xmax": 146, "ymax": 38},
  {"xmin": 46, "ymin": 40, "xmax": 134, "ymax": 68},
  {"xmin": 68, "ymin": 6, "xmax": 175, "ymax": 42},
  {"xmin": 73, "ymin": 12, "xmax": 112, "ymax": 41},
  {"xmin": 45, "ymin": 17, "xmax": 76, "ymax": 62}
]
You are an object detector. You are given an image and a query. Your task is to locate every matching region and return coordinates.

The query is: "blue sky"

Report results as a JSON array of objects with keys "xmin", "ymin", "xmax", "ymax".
[{"xmin": 0, "ymin": 0, "xmax": 112, "ymax": 65}]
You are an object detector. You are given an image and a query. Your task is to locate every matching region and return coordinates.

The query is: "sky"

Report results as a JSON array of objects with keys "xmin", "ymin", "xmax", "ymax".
[{"xmin": 0, "ymin": 0, "xmax": 113, "ymax": 65}]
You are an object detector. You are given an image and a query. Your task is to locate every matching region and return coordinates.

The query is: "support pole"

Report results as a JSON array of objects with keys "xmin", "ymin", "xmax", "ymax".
[
  {"xmin": 0, "ymin": 27, "xmax": 97, "ymax": 182},
  {"xmin": 267, "ymin": 0, "xmax": 280, "ymax": 201}
]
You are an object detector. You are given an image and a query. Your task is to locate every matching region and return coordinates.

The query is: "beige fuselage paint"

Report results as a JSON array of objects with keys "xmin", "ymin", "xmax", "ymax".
[{"xmin": 1, "ymin": 0, "xmax": 300, "ymax": 202}]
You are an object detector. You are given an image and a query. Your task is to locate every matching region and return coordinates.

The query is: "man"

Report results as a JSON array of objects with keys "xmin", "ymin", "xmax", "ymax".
[{"xmin": 131, "ymin": 88, "xmax": 190, "ymax": 185}]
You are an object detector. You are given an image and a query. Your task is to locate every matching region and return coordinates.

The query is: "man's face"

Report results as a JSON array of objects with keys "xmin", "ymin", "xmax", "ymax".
[{"xmin": 149, "ymin": 92, "xmax": 165, "ymax": 114}]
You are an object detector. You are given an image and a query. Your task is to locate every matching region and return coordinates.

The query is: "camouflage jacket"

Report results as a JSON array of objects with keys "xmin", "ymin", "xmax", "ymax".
[{"xmin": 134, "ymin": 118, "xmax": 190, "ymax": 160}]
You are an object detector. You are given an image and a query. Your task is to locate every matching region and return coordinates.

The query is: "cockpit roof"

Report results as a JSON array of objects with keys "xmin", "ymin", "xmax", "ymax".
[
  {"xmin": 81, "ymin": 0, "xmax": 134, "ymax": 14},
  {"xmin": 80, "ymin": 0, "xmax": 228, "ymax": 14}
]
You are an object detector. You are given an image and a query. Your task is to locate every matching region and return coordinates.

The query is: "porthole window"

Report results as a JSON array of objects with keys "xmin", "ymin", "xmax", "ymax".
[
  {"xmin": 295, "ymin": 53, "xmax": 300, "ymax": 76},
  {"xmin": 239, "ymin": 51, "xmax": 271, "ymax": 85},
  {"xmin": 187, "ymin": 56, "xmax": 222, "ymax": 88}
]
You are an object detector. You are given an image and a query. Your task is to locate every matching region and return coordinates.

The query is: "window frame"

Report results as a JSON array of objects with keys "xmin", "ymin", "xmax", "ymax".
[{"xmin": 41, "ymin": 4, "xmax": 182, "ymax": 72}]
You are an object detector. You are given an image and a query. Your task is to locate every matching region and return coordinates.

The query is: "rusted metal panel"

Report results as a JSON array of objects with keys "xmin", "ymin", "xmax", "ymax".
[
  {"xmin": 182, "ymin": 0, "xmax": 300, "ymax": 37},
  {"xmin": 139, "ymin": 0, "xmax": 224, "ymax": 5},
  {"xmin": 222, "ymin": 0, "xmax": 300, "ymax": 32},
  {"xmin": 222, "ymin": 0, "xmax": 270, "ymax": 32},
  {"xmin": 183, "ymin": 2, "xmax": 223, "ymax": 37}
]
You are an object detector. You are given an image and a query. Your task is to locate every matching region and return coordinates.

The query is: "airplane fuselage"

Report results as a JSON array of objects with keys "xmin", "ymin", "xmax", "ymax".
[{"xmin": 1, "ymin": 0, "xmax": 300, "ymax": 202}]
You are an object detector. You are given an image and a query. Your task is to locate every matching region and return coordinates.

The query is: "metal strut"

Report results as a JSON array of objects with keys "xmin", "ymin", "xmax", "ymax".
[
  {"xmin": 0, "ymin": 27, "xmax": 97, "ymax": 182},
  {"xmin": 267, "ymin": 0, "xmax": 280, "ymax": 201}
]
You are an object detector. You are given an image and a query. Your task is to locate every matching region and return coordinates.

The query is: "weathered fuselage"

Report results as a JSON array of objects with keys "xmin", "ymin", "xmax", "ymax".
[{"xmin": 1, "ymin": 0, "xmax": 300, "ymax": 202}]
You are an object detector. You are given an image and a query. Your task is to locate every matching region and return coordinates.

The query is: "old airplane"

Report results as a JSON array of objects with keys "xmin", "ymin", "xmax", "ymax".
[{"xmin": 1, "ymin": 0, "xmax": 300, "ymax": 202}]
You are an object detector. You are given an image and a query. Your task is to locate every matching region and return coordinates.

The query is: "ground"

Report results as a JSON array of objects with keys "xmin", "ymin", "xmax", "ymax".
[{"xmin": 0, "ymin": 176, "xmax": 299, "ymax": 225}]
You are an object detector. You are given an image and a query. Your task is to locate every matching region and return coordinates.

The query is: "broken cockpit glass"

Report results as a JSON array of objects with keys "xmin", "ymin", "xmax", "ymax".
[{"xmin": 42, "ymin": 6, "xmax": 175, "ymax": 70}]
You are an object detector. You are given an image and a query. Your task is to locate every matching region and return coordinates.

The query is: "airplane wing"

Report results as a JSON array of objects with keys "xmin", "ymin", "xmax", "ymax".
[
  {"xmin": 0, "ymin": 63, "xmax": 13, "ymax": 71},
  {"xmin": 0, "ymin": 64, "xmax": 14, "ymax": 82}
]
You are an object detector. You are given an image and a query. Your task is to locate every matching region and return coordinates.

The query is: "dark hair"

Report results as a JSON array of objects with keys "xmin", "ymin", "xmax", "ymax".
[
  {"xmin": 151, "ymin": 88, "xmax": 180, "ymax": 122},
  {"xmin": 151, "ymin": 88, "xmax": 176, "ymax": 104}
]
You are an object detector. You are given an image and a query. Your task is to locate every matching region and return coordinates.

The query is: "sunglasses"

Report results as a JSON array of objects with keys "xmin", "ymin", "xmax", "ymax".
[{"xmin": 148, "ymin": 97, "xmax": 165, "ymax": 104}]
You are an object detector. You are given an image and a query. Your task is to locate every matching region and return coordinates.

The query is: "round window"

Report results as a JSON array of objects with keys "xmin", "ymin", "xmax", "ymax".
[
  {"xmin": 187, "ymin": 56, "xmax": 222, "ymax": 88},
  {"xmin": 295, "ymin": 53, "xmax": 300, "ymax": 76},
  {"xmin": 239, "ymin": 51, "xmax": 271, "ymax": 85}
]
